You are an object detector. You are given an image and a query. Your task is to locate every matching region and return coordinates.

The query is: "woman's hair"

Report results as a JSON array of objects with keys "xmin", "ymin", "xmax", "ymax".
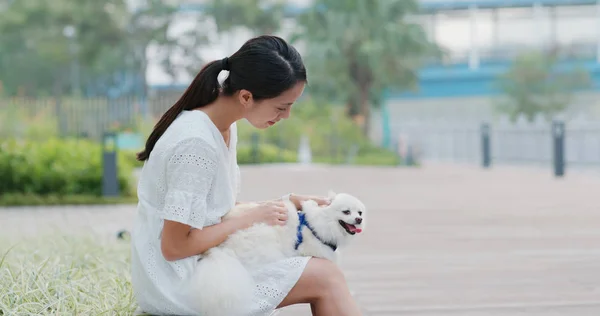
[{"xmin": 136, "ymin": 35, "xmax": 307, "ymax": 161}]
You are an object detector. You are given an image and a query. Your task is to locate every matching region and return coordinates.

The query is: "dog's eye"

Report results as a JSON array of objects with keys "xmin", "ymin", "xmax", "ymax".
[
  {"xmin": 358, "ymin": 211, "xmax": 362, "ymax": 216},
  {"xmin": 342, "ymin": 210, "xmax": 351, "ymax": 215}
]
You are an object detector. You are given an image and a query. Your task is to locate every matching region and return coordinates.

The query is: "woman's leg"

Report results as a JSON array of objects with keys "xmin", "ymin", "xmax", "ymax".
[{"xmin": 277, "ymin": 257, "xmax": 362, "ymax": 316}]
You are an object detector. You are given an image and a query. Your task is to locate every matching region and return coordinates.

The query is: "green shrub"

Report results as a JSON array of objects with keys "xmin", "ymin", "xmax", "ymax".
[
  {"xmin": 354, "ymin": 151, "xmax": 402, "ymax": 166},
  {"xmin": 237, "ymin": 143, "xmax": 297, "ymax": 164},
  {"xmin": 313, "ymin": 144, "xmax": 402, "ymax": 166},
  {"xmin": 237, "ymin": 99, "xmax": 402, "ymax": 166},
  {"xmin": 120, "ymin": 149, "xmax": 144, "ymax": 169},
  {"xmin": 0, "ymin": 138, "xmax": 136, "ymax": 198},
  {"xmin": 356, "ymin": 144, "xmax": 402, "ymax": 165},
  {"xmin": 237, "ymin": 99, "xmax": 370, "ymax": 159}
]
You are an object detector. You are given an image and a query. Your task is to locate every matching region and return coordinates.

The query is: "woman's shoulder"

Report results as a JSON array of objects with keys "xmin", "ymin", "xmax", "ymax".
[{"xmin": 156, "ymin": 112, "xmax": 220, "ymax": 155}]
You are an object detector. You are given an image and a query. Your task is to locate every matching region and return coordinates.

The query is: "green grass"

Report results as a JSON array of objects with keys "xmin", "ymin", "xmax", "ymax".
[{"xmin": 0, "ymin": 235, "xmax": 137, "ymax": 315}]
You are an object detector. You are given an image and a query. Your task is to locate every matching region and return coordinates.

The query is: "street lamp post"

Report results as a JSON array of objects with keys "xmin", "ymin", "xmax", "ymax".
[{"xmin": 62, "ymin": 25, "xmax": 80, "ymax": 96}]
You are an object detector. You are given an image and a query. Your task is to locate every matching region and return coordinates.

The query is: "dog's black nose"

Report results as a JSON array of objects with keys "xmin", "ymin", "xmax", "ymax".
[{"xmin": 355, "ymin": 217, "xmax": 362, "ymax": 224}]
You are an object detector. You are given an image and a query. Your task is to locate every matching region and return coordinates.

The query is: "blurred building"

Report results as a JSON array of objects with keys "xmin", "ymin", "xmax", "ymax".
[
  {"xmin": 143, "ymin": 0, "xmax": 600, "ymax": 124},
  {"xmin": 383, "ymin": 0, "xmax": 600, "ymax": 122}
]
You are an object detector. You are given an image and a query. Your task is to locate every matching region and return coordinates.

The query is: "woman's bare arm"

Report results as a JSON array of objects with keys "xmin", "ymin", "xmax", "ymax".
[
  {"xmin": 160, "ymin": 217, "xmax": 246, "ymax": 261},
  {"xmin": 160, "ymin": 201, "xmax": 287, "ymax": 261}
]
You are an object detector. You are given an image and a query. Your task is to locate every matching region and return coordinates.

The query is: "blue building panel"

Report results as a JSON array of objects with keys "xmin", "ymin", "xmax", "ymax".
[
  {"xmin": 420, "ymin": 0, "xmax": 598, "ymax": 12},
  {"xmin": 386, "ymin": 59, "xmax": 600, "ymax": 99}
]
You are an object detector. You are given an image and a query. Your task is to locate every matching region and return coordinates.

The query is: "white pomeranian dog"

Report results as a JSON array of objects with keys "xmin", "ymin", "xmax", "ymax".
[{"xmin": 183, "ymin": 191, "xmax": 366, "ymax": 316}]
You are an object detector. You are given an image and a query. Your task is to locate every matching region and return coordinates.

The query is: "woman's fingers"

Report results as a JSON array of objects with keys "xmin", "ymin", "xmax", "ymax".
[{"xmin": 277, "ymin": 208, "xmax": 288, "ymax": 224}]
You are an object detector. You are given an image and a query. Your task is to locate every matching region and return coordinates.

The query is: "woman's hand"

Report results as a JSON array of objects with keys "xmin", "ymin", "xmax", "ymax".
[
  {"xmin": 288, "ymin": 193, "xmax": 331, "ymax": 210},
  {"xmin": 238, "ymin": 201, "xmax": 289, "ymax": 228}
]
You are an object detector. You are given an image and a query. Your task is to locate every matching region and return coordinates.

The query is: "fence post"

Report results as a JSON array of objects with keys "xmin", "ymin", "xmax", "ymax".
[
  {"xmin": 405, "ymin": 144, "xmax": 416, "ymax": 166},
  {"xmin": 552, "ymin": 120, "xmax": 565, "ymax": 177},
  {"xmin": 102, "ymin": 132, "xmax": 119, "ymax": 197},
  {"xmin": 481, "ymin": 122, "xmax": 491, "ymax": 168}
]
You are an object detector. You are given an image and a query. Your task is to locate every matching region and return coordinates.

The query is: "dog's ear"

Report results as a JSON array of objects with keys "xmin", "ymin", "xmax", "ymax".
[{"xmin": 327, "ymin": 190, "xmax": 337, "ymax": 200}]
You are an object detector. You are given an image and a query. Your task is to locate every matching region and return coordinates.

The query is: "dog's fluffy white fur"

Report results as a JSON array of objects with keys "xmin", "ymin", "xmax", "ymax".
[{"xmin": 182, "ymin": 191, "xmax": 366, "ymax": 316}]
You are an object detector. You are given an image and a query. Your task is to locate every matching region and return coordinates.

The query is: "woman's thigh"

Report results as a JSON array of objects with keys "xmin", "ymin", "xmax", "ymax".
[{"xmin": 277, "ymin": 257, "xmax": 347, "ymax": 308}]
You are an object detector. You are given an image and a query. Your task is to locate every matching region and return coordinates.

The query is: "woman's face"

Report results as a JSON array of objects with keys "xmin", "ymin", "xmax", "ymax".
[{"xmin": 239, "ymin": 82, "xmax": 305, "ymax": 129}]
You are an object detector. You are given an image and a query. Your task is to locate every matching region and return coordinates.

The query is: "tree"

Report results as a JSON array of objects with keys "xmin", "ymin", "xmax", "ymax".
[
  {"xmin": 0, "ymin": 0, "xmax": 126, "ymax": 96},
  {"xmin": 0, "ymin": 0, "xmax": 208, "ymax": 97},
  {"xmin": 205, "ymin": 0, "xmax": 286, "ymax": 36},
  {"xmin": 494, "ymin": 50, "xmax": 591, "ymax": 122},
  {"xmin": 291, "ymin": 0, "xmax": 440, "ymax": 134},
  {"xmin": 129, "ymin": 0, "xmax": 210, "ymax": 88}
]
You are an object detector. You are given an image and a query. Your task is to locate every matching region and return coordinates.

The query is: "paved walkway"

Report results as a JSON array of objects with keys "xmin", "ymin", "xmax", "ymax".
[{"xmin": 2, "ymin": 163, "xmax": 600, "ymax": 315}]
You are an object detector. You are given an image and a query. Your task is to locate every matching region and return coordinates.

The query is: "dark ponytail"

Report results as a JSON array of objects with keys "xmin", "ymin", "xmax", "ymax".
[
  {"xmin": 137, "ymin": 35, "xmax": 307, "ymax": 161},
  {"xmin": 136, "ymin": 60, "xmax": 224, "ymax": 161}
]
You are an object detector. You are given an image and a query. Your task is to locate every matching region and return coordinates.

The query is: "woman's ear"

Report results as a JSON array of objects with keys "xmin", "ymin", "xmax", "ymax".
[{"xmin": 238, "ymin": 89, "xmax": 254, "ymax": 109}]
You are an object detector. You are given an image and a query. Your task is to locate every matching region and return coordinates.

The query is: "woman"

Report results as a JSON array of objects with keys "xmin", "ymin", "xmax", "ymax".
[{"xmin": 130, "ymin": 35, "xmax": 362, "ymax": 316}]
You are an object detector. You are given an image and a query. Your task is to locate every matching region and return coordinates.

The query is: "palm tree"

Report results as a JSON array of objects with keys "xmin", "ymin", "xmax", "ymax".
[{"xmin": 292, "ymin": 0, "xmax": 440, "ymax": 135}]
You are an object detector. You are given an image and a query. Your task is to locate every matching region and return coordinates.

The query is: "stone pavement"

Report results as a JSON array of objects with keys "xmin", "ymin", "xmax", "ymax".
[{"xmin": 2, "ymin": 163, "xmax": 600, "ymax": 315}]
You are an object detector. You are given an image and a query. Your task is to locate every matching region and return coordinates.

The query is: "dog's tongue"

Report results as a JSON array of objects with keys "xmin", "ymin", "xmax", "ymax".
[{"xmin": 348, "ymin": 225, "xmax": 362, "ymax": 234}]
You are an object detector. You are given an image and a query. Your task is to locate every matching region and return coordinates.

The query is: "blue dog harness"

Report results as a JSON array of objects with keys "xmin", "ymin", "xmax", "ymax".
[{"xmin": 294, "ymin": 213, "xmax": 337, "ymax": 251}]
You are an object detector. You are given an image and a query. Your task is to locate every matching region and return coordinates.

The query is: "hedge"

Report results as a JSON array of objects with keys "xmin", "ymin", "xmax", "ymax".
[
  {"xmin": 236, "ymin": 99, "xmax": 404, "ymax": 166},
  {"xmin": 0, "ymin": 138, "xmax": 137, "ymax": 205},
  {"xmin": 237, "ymin": 143, "xmax": 297, "ymax": 164}
]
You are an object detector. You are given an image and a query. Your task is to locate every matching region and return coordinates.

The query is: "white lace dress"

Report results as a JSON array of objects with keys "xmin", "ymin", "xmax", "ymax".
[{"xmin": 130, "ymin": 110, "xmax": 310, "ymax": 316}]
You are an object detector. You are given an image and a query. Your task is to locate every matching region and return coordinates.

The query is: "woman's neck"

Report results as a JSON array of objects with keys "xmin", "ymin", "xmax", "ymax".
[{"xmin": 196, "ymin": 94, "xmax": 242, "ymax": 132}]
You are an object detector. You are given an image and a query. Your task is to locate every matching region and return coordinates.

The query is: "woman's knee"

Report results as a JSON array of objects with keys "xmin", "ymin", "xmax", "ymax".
[
  {"xmin": 277, "ymin": 258, "xmax": 352, "ymax": 309},
  {"xmin": 306, "ymin": 258, "xmax": 349, "ymax": 295}
]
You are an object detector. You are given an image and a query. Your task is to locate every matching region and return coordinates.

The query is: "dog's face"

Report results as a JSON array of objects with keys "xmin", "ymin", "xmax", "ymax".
[
  {"xmin": 328, "ymin": 192, "xmax": 366, "ymax": 236},
  {"xmin": 302, "ymin": 191, "xmax": 367, "ymax": 247}
]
